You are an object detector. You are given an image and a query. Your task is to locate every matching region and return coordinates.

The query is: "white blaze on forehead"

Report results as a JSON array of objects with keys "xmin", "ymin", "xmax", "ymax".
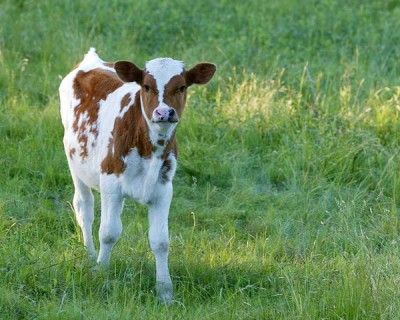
[{"xmin": 145, "ymin": 58, "xmax": 184, "ymax": 102}]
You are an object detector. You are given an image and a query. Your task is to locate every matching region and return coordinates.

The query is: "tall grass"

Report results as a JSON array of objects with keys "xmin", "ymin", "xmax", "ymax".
[{"xmin": 1, "ymin": 0, "xmax": 400, "ymax": 319}]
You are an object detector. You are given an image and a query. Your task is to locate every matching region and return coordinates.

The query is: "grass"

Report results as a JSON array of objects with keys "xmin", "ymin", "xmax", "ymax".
[{"xmin": 1, "ymin": 0, "xmax": 400, "ymax": 318}]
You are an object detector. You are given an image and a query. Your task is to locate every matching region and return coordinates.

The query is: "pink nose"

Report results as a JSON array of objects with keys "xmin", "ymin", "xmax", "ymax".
[{"xmin": 154, "ymin": 108, "xmax": 176, "ymax": 122}]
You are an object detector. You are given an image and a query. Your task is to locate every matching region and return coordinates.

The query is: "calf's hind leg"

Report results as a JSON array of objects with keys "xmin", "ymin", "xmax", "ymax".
[{"xmin": 71, "ymin": 174, "xmax": 97, "ymax": 259}]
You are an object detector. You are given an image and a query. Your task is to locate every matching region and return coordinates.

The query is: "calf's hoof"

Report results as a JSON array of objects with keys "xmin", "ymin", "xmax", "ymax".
[{"xmin": 156, "ymin": 281, "xmax": 173, "ymax": 303}]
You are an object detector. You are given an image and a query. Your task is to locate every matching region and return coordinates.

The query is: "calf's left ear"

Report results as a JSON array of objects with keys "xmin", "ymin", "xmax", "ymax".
[
  {"xmin": 114, "ymin": 60, "xmax": 143, "ymax": 84},
  {"xmin": 186, "ymin": 63, "xmax": 217, "ymax": 86}
]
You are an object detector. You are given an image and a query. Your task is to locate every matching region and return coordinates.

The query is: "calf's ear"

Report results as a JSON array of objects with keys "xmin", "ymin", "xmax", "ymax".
[
  {"xmin": 114, "ymin": 61, "xmax": 143, "ymax": 84},
  {"xmin": 186, "ymin": 63, "xmax": 216, "ymax": 86}
]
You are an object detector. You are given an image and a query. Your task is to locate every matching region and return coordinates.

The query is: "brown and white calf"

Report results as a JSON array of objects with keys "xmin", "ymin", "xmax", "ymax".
[{"xmin": 59, "ymin": 48, "xmax": 216, "ymax": 302}]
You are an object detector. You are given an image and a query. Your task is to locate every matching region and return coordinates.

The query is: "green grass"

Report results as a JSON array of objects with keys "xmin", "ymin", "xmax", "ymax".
[{"xmin": 1, "ymin": 0, "xmax": 400, "ymax": 318}]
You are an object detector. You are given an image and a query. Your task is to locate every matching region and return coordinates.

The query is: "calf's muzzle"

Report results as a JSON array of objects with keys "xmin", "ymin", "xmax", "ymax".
[{"xmin": 153, "ymin": 106, "xmax": 178, "ymax": 123}]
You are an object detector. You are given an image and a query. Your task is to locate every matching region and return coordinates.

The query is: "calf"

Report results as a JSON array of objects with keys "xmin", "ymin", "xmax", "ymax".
[{"xmin": 59, "ymin": 48, "xmax": 216, "ymax": 302}]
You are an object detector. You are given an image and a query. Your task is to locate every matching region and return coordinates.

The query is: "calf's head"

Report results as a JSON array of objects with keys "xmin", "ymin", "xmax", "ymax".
[{"xmin": 114, "ymin": 58, "xmax": 216, "ymax": 131}]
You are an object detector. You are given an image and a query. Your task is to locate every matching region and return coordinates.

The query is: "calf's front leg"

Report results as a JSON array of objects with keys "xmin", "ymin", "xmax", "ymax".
[
  {"xmin": 149, "ymin": 183, "xmax": 173, "ymax": 302},
  {"xmin": 97, "ymin": 177, "xmax": 125, "ymax": 266}
]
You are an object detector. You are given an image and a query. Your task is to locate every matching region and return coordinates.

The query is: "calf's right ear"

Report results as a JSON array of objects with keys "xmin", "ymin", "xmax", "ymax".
[{"xmin": 114, "ymin": 61, "xmax": 143, "ymax": 84}]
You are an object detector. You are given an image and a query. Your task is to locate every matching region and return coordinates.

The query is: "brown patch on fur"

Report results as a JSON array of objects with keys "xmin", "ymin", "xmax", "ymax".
[
  {"xmin": 120, "ymin": 93, "xmax": 132, "ymax": 112},
  {"xmin": 161, "ymin": 159, "xmax": 172, "ymax": 183},
  {"xmin": 162, "ymin": 134, "xmax": 178, "ymax": 160},
  {"xmin": 160, "ymin": 141, "xmax": 178, "ymax": 183},
  {"xmin": 160, "ymin": 134, "xmax": 178, "ymax": 183},
  {"xmin": 69, "ymin": 148, "xmax": 76, "ymax": 159},
  {"xmin": 72, "ymin": 69, "xmax": 123, "ymax": 159},
  {"xmin": 101, "ymin": 92, "xmax": 155, "ymax": 174},
  {"xmin": 162, "ymin": 74, "xmax": 187, "ymax": 119},
  {"xmin": 141, "ymin": 74, "xmax": 159, "ymax": 120}
]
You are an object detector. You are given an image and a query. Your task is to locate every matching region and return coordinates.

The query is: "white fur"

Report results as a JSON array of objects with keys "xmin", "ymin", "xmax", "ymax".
[{"xmin": 60, "ymin": 48, "xmax": 178, "ymax": 302}]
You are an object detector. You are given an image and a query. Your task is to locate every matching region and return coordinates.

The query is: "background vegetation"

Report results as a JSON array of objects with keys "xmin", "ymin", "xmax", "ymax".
[{"xmin": 1, "ymin": 0, "xmax": 400, "ymax": 318}]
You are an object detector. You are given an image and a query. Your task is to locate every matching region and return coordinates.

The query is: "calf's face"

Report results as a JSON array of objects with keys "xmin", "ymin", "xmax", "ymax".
[{"xmin": 114, "ymin": 58, "xmax": 216, "ymax": 127}]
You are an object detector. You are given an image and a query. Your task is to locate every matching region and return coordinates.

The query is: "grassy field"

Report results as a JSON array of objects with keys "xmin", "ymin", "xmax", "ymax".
[{"xmin": 1, "ymin": 0, "xmax": 400, "ymax": 318}]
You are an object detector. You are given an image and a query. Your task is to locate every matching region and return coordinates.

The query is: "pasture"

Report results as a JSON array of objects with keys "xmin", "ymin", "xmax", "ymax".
[{"xmin": 1, "ymin": 0, "xmax": 400, "ymax": 318}]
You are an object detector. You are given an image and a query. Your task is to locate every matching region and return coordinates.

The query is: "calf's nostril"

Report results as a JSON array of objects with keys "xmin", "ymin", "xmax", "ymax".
[{"xmin": 168, "ymin": 109, "xmax": 175, "ymax": 116}]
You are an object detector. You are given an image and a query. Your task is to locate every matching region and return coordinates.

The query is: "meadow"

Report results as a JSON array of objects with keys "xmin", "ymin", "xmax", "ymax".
[{"xmin": 1, "ymin": 0, "xmax": 400, "ymax": 318}]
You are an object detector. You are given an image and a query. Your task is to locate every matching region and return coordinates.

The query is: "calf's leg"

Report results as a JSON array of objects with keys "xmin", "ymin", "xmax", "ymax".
[
  {"xmin": 149, "ymin": 183, "xmax": 173, "ymax": 302},
  {"xmin": 97, "ymin": 177, "xmax": 125, "ymax": 266},
  {"xmin": 71, "ymin": 174, "xmax": 96, "ymax": 259}
]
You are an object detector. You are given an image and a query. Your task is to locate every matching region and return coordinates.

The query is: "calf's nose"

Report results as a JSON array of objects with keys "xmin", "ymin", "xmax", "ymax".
[{"xmin": 154, "ymin": 107, "xmax": 177, "ymax": 122}]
